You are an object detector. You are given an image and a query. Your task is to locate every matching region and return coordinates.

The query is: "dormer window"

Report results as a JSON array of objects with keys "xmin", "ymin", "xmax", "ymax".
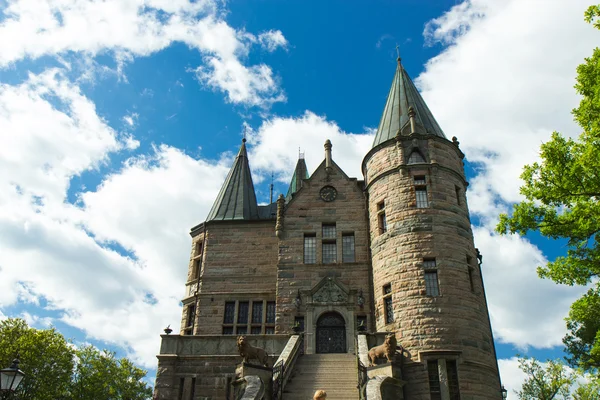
[{"xmin": 408, "ymin": 151, "xmax": 426, "ymax": 164}]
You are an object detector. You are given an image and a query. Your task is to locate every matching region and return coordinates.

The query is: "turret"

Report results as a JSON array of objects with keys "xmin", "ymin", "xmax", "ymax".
[{"xmin": 363, "ymin": 58, "xmax": 501, "ymax": 399}]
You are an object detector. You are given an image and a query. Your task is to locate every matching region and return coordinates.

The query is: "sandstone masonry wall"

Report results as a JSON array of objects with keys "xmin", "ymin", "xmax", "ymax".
[{"xmin": 364, "ymin": 135, "xmax": 501, "ymax": 399}]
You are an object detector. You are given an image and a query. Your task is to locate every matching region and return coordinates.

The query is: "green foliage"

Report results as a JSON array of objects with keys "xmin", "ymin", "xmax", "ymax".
[
  {"xmin": 496, "ymin": 4, "xmax": 600, "ymax": 374},
  {"xmin": 71, "ymin": 346, "xmax": 152, "ymax": 400},
  {"xmin": 0, "ymin": 318, "xmax": 152, "ymax": 399},
  {"xmin": 564, "ymin": 287, "xmax": 600, "ymax": 371},
  {"xmin": 573, "ymin": 374, "xmax": 600, "ymax": 400},
  {"xmin": 0, "ymin": 318, "xmax": 74, "ymax": 400},
  {"xmin": 516, "ymin": 357, "xmax": 575, "ymax": 400}
]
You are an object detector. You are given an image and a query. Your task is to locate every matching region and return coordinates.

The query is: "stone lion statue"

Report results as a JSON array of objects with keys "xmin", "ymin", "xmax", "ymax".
[
  {"xmin": 237, "ymin": 336, "xmax": 269, "ymax": 367},
  {"xmin": 368, "ymin": 333, "xmax": 398, "ymax": 366}
]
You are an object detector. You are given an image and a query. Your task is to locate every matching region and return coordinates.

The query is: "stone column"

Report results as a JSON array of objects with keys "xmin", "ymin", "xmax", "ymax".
[
  {"xmin": 305, "ymin": 306, "xmax": 314, "ymax": 354},
  {"xmin": 438, "ymin": 359, "xmax": 450, "ymax": 400}
]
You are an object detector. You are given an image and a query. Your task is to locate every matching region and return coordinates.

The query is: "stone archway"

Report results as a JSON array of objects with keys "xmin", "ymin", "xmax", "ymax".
[{"xmin": 316, "ymin": 312, "xmax": 346, "ymax": 353}]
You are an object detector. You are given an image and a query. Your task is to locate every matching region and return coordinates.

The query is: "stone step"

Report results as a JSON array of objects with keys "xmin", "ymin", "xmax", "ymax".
[{"xmin": 282, "ymin": 353, "xmax": 359, "ymax": 400}]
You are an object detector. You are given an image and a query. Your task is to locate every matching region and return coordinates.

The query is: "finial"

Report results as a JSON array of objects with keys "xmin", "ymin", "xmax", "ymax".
[
  {"xmin": 242, "ymin": 125, "xmax": 247, "ymax": 143},
  {"xmin": 396, "ymin": 44, "xmax": 401, "ymax": 63}
]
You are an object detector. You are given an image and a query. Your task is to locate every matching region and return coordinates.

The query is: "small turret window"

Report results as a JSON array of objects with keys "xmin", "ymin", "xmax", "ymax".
[
  {"xmin": 377, "ymin": 201, "xmax": 387, "ymax": 234},
  {"xmin": 424, "ymin": 259, "xmax": 440, "ymax": 297},
  {"xmin": 408, "ymin": 151, "xmax": 426, "ymax": 164},
  {"xmin": 383, "ymin": 284, "xmax": 394, "ymax": 324},
  {"xmin": 414, "ymin": 176, "xmax": 429, "ymax": 208}
]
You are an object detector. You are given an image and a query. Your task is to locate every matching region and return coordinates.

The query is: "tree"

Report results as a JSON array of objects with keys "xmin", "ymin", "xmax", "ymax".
[
  {"xmin": 573, "ymin": 374, "xmax": 600, "ymax": 400},
  {"xmin": 0, "ymin": 318, "xmax": 152, "ymax": 399},
  {"xmin": 71, "ymin": 346, "xmax": 152, "ymax": 400},
  {"xmin": 496, "ymin": 4, "xmax": 600, "ymax": 374},
  {"xmin": 516, "ymin": 357, "xmax": 575, "ymax": 400},
  {"xmin": 0, "ymin": 318, "xmax": 74, "ymax": 400}
]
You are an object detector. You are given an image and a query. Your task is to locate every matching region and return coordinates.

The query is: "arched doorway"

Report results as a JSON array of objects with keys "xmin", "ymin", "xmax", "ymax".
[{"xmin": 316, "ymin": 312, "xmax": 346, "ymax": 353}]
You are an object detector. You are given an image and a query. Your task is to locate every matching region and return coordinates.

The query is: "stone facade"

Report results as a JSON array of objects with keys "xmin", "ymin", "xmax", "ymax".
[
  {"xmin": 153, "ymin": 59, "xmax": 503, "ymax": 400},
  {"xmin": 363, "ymin": 134, "xmax": 500, "ymax": 399}
]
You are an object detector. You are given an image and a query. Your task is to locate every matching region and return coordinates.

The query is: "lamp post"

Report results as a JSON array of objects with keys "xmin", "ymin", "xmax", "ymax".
[
  {"xmin": 500, "ymin": 384, "xmax": 507, "ymax": 399},
  {"xmin": 0, "ymin": 358, "xmax": 25, "ymax": 399}
]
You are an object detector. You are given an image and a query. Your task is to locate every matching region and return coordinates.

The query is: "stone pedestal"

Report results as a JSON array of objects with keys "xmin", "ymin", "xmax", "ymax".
[{"xmin": 236, "ymin": 363, "xmax": 273, "ymax": 400}]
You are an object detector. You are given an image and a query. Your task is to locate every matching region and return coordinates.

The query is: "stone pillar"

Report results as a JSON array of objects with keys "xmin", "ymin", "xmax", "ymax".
[
  {"xmin": 236, "ymin": 363, "xmax": 272, "ymax": 400},
  {"xmin": 438, "ymin": 359, "xmax": 450, "ymax": 400}
]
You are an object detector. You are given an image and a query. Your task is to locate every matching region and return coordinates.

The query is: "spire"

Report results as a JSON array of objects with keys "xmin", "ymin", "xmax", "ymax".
[
  {"xmin": 371, "ymin": 58, "xmax": 446, "ymax": 148},
  {"xmin": 286, "ymin": 152, "xmax": 309, "ymax": 200},
  {"xmin": 206, "ymin": 139, "xmax": 259, "ymax": 221}
]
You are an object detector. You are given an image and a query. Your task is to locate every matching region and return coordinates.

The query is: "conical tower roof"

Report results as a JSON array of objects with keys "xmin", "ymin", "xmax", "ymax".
[
  {"xmin": 286, "ymin": 156, "xmax": 309, "ymax": 201},
  {"xmin": 372, "ymin": 59, "xmax": 446, "ymax": 148},
  {"xmin": 206, "ymin": 139, "xmax": 259, "ymax": 221}
]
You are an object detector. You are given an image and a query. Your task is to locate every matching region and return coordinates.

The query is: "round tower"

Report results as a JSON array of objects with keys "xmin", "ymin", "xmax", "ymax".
[{"xmin": 363, "ymin": 59, "xmax": 502, "ymax": 399}]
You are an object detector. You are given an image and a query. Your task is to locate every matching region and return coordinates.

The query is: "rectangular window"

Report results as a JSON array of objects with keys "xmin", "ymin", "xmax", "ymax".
[
  {"xmin": 222, "ymin": 326, "xmax": 234, "ymax": 335},
  {"xmin": 322, "ymin": 242, "xmax": 337, "ymax": 264},
  {"xmin": 468, "ymin": 267, "xmax": 475, "ymax": 292},
  {"xmin": 356, "ymin": 315, "xmax": 367, "ymax": 330},
  {"xmin": 237, "ymin": 301, "xmax": 249, "ymax": 324},
  {"xmin": 195, "ymin": 241, "xmax": 203, "ymax": 256},
  {"xmin": 322, "ymin": 224, "xmax": 336, "ymax": 239},
  {"xmin": 294, "ymin": 316, "xmax": 305, "ymax": 332},
  {"xmin": 265, "ymin": 327, "xmax": 275, "ymax": 335},
  {"xmin": 383, "ymin": 283, "xmax": 392, "ymax": 295},
  {"xmin": 304, "ymin": 234, "xmax": 317, "ymax": 264},
  {"xmin": 342, "ymin": 233, "xmax": 355, "ymax": 262},
  {"xmin": 377, "ymin": 201, "xmax": 387, "ymax": 234},
  {"xmin": 190, "ymin": 377, "xmax": 196, "ymax": 400},
  {"xmin": 455, "ymin": 185, "xmax": 461, "ymax": 205},
  {"xmin": 185, "ymin": 304, "xmax": 195, "ymax": 335},
  {"xmin": 236, "ymin": 326, "xmax": 247, "ymax": 335},
  {"xmin": 266, "ymin": 301, "xmax": 276, "ymax": 324},
  {"xmin": 192, "ymin": 260, "xmax": 201, "ymax": 279},
  {"xmin": 414, "ymin": 175, "xmax": 427, "ymax": 186},
  {"xmin": 416, "ymin": 188, "xmax": 428, "ymax": 208},
  {"xmin": 447, "ymin": 360, "xmax": 461, "ymax": 400},
  {"xmin": 414, "ymin": 176, "xmax": 429, "ymax": 208},
  {"xmin": 178, "ymin": 378, "xmax": 185, "ymax": 400},
  {"xmin": 252, "ymin": 301, "xmax": 263, "ymax": 324},
  {"xmin": 186, "ymin": 304, "xmax": 195, "ymax": 327},
  {"xmin": 251, "ymin": 326, "xmax": 262, "ymax": 335},
  {"xmin": 467, "ymin": 256, "xmax": 475, "ymax": 292},
  {"xmin": 223, "ymin": 301, "xmax": 235, "ymax": 324},
  {"xmin": 383, "ymin": 284, "xmax": 394, "ymax": 324},
  {"xmin": 428, "ymin": 360, "xmax": 442, "ymax": 400},
  {"xmin": 425, "ymin": 271, "xmax": 440, "ymax": 297}
]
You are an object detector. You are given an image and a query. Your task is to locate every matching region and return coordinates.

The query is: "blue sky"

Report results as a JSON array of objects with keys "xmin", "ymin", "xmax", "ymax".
[{"xmin": 1, "ymin": 0, "xmax": 599, "ymax": 396}]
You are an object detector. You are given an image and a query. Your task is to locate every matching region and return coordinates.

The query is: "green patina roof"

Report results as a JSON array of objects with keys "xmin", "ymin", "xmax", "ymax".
[
  {"xmin": 286, "ymin": 157, "xmax": 309, "ymax": 201},
  {"xmin": 372, "ymin": 59, "xmax": 446, "ymax": 148},
  {"xmin": 206, "ymin": 139, "xmax": 260, "ymax": 221}
]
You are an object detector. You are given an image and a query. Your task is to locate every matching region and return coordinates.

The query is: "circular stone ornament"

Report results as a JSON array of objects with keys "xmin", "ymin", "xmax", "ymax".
[{"xmin": 319, "ymin": 185, "xmax": 338, "ymax": 202}]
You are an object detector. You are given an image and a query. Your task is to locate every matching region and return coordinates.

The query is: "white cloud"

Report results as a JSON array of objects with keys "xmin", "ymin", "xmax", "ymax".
[
  {"xmin": 498, "ymin": 358, "xmax": 526, "ymax": 400},
  {"xmin": 122, "ymin": 112, "xmax": 138, "ymax": 128},
  {"xmin": 475, "ymin": 228, "xmax": 584, "ymax": 349},
  {"xmin": 248, "ymin": 111, "xmax": 373, "ymax": 182},
  {"xmin": 258, "ymin": 30, "xmax": 288, "ymax": 52},
  {"xmin": 418, "ymin": 0, "xmax": 600, "ymax": 208},
  {"xmin": 0, "ymin": 69, "xmax": 128, "ymax": 203},
  {"xmin": 0, "ymin": 0, "xmax": 287, "ymax": 108},
  {"xmin": 416, "ymin": 0, "xmax": 600, "ymax": 347}
]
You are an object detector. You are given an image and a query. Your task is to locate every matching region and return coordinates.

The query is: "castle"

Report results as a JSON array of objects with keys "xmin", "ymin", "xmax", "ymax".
[{"xmin": 153, "ymin": 58, "xmax": 503, "ymax": 400}]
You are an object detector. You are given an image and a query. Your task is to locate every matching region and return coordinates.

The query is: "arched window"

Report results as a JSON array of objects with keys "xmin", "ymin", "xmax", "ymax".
[{"xmin": 408, "ymin": 151, "xmax": 426, "ymax": 164}]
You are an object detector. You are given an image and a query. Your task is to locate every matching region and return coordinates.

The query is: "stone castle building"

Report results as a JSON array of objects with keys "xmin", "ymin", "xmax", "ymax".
[{"xmin": 154, "ymin": 58, "xmax": 503, "ymax": 400}]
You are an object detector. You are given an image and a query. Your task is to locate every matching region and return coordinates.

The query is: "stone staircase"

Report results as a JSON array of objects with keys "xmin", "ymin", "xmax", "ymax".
[{"xmin": 282, "ymin": 353, "xmax": 359, "ymax": 400}]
